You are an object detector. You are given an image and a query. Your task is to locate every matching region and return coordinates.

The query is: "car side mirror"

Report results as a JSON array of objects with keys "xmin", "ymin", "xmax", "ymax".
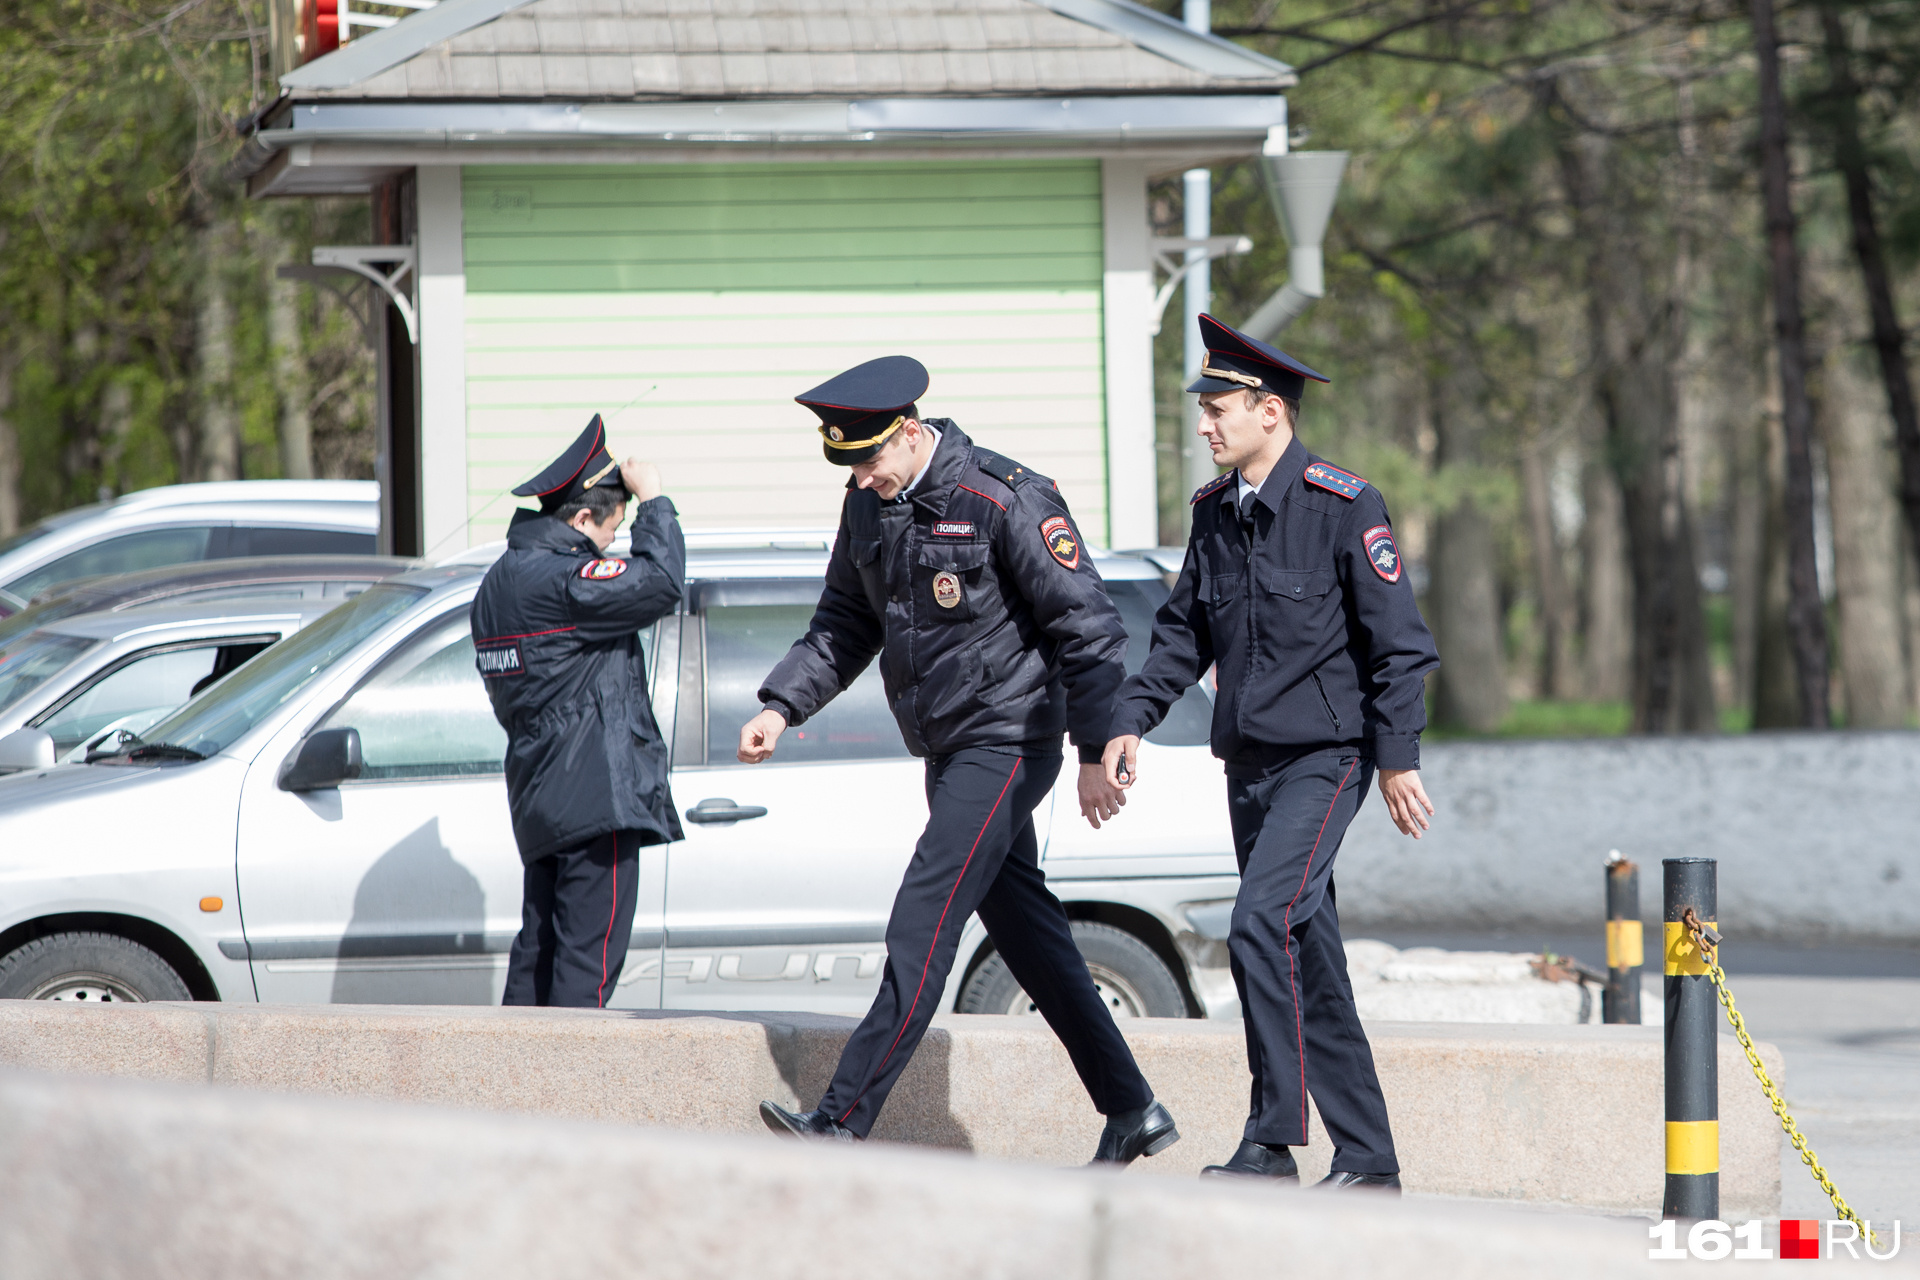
[
  {"xmin": 277, "ymin": 727, "xmax": 363, "ymax": 792},
  {"xmin": 0, "ymin": 728, "xmax": 55, "ymax": 774}
]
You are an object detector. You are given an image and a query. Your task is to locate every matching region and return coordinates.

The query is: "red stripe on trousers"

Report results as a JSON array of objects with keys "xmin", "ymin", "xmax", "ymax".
[
  {"xmin": 1281, "ymin": 757, "xmax": 1358, "ymax": 1136},
  {"xmin": 839, "ymin": 758, "xmax": 1022, "ymax": 1123},
  {"xmin": 596, "ymin": 845, "xmax": 618, "ymax": 1009}
]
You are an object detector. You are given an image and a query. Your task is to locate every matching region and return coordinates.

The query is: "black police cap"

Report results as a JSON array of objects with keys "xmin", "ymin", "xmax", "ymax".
[
  {"xmin": 511, "ymin": 414, "xmax": 624, "ymax": 514},
  {"xmin": 1186, "ymin": 314, "xmax": 1330, "ymax": 401},
  {"xmin": 795, "ymin": 355, "xmax": 930, "ymax": 466}
]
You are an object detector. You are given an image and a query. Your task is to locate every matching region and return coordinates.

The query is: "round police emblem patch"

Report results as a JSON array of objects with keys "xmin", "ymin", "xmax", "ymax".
[
  {"xmin": 1039, "ymin": 515, "xmax": 1080, "ymax": 570},
  {"xmin": 580, "ymin": 558, "xmax": 628, "ymax": 581},
  {"xmin": 826, "ymin": 426, "xmax": 844, "ymax": 442},
  {"xmin": 932, "ymin": 570, "xmax": 962, "ymax": 609},
  {"xmin": 1362, "ymin": 525, "xmax": 1402, "ymax": 583}
]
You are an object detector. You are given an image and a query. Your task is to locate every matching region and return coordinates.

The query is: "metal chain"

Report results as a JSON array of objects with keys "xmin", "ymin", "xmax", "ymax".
[{"xmin": 1679, "ymin": 910, "xmax": 1879, "ymax": 1247}]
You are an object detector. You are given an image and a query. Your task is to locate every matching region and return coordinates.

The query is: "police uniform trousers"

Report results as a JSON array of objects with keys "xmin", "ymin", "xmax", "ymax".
[
  {"xmin": 504, "ymin": 829, "xmax": 641, "ymax": 1009},
  {"xmin": 817, "ymin": 746, "xmax": 1155, "ymax": 1138},
  {"xmin": 1226, "ymin": 747, "xmax": 1398, "ymax": 1174}
]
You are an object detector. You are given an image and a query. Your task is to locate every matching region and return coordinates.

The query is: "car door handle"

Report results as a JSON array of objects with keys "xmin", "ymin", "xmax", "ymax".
[{"xmin": 685, "ymin": 797, "xmax": 769, "ymax": 825}]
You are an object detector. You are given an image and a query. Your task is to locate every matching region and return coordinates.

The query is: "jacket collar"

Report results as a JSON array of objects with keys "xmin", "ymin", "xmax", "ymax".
[
  {"xmin": 1226, "ymin": 433, "xmax": 1309, "ymax": 515},
  {"xmin": 507, "ymin": 510, "xmax": 600, "ymax": 556},
  {"xmin": 907, "ymin": 419, "xmax": 973, "ymax": 517}
]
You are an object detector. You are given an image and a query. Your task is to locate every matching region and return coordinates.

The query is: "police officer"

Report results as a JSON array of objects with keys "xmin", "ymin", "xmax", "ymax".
[
  {"xmin": 472, "ymin": 414, "xmax": 685, "ymax": 1009},
  {"xmin": 1103, "ymin": 316, "xmax": 1439, "ymax": 1189},
  {"xmin": 741, "ymin": 356, "xmax": 1178, "ymax": 1163}
]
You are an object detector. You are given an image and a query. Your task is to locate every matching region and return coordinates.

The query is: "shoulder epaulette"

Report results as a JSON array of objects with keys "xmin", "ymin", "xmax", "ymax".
[
  {"xmin": 972, "ymin": 447, "xmax": 1045, "ymax": 490},
  {"xmin": 1190, "ymin": 472, "xmax": 1234, "ymax": 505},
  {"xmin": 1303, "ymin": 461, "xmax": 1368, "ymax": 500}
]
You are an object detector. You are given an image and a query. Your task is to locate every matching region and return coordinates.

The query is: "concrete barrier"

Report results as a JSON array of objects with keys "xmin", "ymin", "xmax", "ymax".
[
  {"xmin": 4, "ymin": 1066, "xmax": 1845, "ymax": 1280},
  {"xmin": 1337, "ymin": 731, "xmax": 1920, "ymax": 943},
  {"xmin": 0, "ymin": 1002, "xmax": 1782, "ymax": 1218}
]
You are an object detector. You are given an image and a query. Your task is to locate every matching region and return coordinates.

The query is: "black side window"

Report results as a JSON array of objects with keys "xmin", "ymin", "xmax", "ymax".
[
  {"xmin": 699, "ymin": 602, "xmax": 907, "ymax": 765},
  {"xmin": 228, "ymin": 528, "xmax": 377, "ymax": 557},
  {"xmin": 4, "ymin": 527, "xmax": 216, "ymax": 601},
  {"xmin": 1106, "ymin": 580, "xmax": 1214, "ymax": 746}
]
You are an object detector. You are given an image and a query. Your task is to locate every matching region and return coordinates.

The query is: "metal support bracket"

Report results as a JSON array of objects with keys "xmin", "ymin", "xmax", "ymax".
[
  {"xmin": 278, "ymin": 245, "xmax": 418, "ymax": 345},
  {"xmin": 1148, "ymin": 235, "xmax": 1252, "ymax": 336}
]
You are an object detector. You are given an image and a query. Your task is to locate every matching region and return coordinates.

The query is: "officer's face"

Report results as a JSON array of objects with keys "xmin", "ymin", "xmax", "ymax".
[
  {"xmin": 848, "ymin": 422, "xmax": 926, "ymax": 500},
  {"xmin": 1197, "ymin": 389, "xmax": 1288, "ymax": 470},
  {"xmin": 569, "ymin": 501, "xmax": 630, "ymax": 551}
]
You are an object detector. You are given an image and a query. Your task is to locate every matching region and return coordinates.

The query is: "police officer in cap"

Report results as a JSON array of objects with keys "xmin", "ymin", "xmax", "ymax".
[
  {"xmin": 472, "ymin": 415, "xmax": 685, "ymax": 1008},
  {"xmin": 741, "ymin": 356, "xmax": 1178, "ymax": 1163},
  {"xmin": 1103, "ymin": 316, "xmax": 1439, "ymax": 1188}
]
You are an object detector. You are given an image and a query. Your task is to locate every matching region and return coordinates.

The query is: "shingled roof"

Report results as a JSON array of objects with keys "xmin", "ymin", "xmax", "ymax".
[{"xmin": 281, "ymin": 0, "xmax": 1293, "ymax": 101}]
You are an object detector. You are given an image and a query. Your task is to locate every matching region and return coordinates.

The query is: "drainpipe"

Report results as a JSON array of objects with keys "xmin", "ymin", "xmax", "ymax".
[{"xmin": 1241, "ymin": 148, "xmax": 1350, "ymax": 343}]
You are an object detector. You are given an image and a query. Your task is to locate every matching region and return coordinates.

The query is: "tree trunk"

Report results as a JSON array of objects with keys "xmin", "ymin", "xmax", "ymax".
[
  {"xmin": 195, "ymin": 218, "xmax": 241, "ymax": 483},
  {"xmin": 1558, "ymin": 129, "xmax": 1715, "ymax": 732},
  {"xmin": 1581, "ymin": 449, "xmax": 1633, "ymax": 703},
  {"xmin": 261, "ymin": 223, "xmax": 315, "ymax": 480},
  {"xmin": 1727, "ymin": 391, "xmax": 1768, "ymax": 716},
  {"xmin": 0, "ymin": 353, "xmax": 19, "ymax": 536},
  {"xmin": 1752, "ymin": 392, "xmax": 1800, "ymax": 727},
  {"xmin": 1752, "ymin": 0, "xmax": 1831, "ymax": 727},
  {"xmin": 1428, "ymin": 373, "xmax": 1510, "ymax": 732},
  {"xmin": 1818, "ymin": 4, "xmax": 1920, "ymax": 578},
  {"xmin": 1520, "ymin": 430, "xmax": 1576, "ymax": 699},
  {"xmin": 1818, "ymin": 344, "xmax": 1909, "ymax": 726}
]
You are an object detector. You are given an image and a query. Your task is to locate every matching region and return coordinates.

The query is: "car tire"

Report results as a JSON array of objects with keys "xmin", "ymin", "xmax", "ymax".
[
  {"xmin": 0, "ymin": 932, "xmax": 192, "ymax": 1002},
  {"xmin": 957, "ymin": 921, "xmax": 1189, "ymax": 1019}
]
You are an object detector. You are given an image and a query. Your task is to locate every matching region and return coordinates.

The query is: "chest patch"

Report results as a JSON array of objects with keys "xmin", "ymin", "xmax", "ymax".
[
  {"xmin": 579, "ymin": 558, "xmax": 627, "ymax": 580},
  {"xmin": 1363, "ymin": 525, "xmax": 1402, "ymax": 583},
  {"xmin": 475, "ymin": 640, "xmax": 525, "ymax": 679},
  {"xmin": 933, "ymin": 520, "xmax": 975, "ymax": 538},
  {"xmin": 1040, "ymin": 515, "xmax": 1080, "ymax": 570},
  {"xmin": 932, "ymin": 570, "xmax": 963, "ymax": 609},
  {"xmin": 1304, "ymin": 463, "xmax": 1368, "ymax": 500}
]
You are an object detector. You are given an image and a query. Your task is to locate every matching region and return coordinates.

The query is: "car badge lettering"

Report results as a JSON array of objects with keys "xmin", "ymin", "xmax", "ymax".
[
  {"xmin": 580, "ymin": 558, "xmax": 627, "ymax": 580},
  {"xmin": 932, "ymin": 570, "xmax": 962, "ymax": 609},
  {"xmin": 1362, "ymin": 524, "xmax": 1402, "ymax": 583},
  {"xmin": 933, "ymin": 521, "xmax": 974, "ymax": 537},
  {"xmin": 1040, "ymin": 515, "xmax": 1079, "ymax": 570},
  {"xmin": 475, "ymin": 641, "xmax": 525, "ymax": 678}
]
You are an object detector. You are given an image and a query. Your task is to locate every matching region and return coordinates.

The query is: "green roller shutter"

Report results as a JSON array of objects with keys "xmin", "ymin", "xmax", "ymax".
[{"xmin": 462, "ymin": 161, "xmax": 1108, "ymax": 542}]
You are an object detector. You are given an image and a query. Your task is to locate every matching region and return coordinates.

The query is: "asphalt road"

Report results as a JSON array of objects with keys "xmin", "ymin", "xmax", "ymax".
[{"xmin": 1366, "ymin": 930, "xmax": 1920, "ymax": 1226}]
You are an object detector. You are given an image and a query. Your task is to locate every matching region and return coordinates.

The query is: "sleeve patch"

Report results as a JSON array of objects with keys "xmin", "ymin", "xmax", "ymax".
[
  {"xmin": 1040, "ymin": 515, "xmax": 1081, "ymax": 570},
  {"xmin": 580, "ymin": 558, "xmax": 627, "ymax": 580},
  {"xmin": 1363, "ymin": 525, "xmax": 1403, "ymax": 583},
  {"xmin": 1304, "ymin": 463, "xmax": 1368, "ymax": 500}
]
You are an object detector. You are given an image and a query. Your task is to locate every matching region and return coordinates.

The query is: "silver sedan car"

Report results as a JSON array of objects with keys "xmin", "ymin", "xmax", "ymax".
[{"xmin": 0, "ymin": 544, "xmax": 1238, "ymax": 1015}]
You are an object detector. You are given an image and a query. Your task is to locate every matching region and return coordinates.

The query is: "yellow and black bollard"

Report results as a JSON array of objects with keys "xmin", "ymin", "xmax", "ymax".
[
  {"xmin": 1663, "ymin": 857, "xmax": 1718, "ymax": 1220},
  {"xmin": 1604, "ymin": 851, "xmax": 1642, "ymax": 1024}
]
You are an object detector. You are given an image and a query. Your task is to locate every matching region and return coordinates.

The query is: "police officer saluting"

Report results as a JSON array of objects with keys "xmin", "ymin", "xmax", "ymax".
[
  {"xmin": 472, "ymin": 415, "xmax": 685, "ymax": 1009},
  {"xmin": 1104, "ymin": 316, "xmax": 1439, "ymax": 1189},
  {"xmin": 741, "ymin": 356, "xmax": 1178, "ymax": 1163}
]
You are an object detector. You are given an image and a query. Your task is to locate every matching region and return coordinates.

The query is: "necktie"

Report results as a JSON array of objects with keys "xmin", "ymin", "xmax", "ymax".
[{"xmin": 1238, "ymin": 488, "xmax": 1258, "ymax": 533}]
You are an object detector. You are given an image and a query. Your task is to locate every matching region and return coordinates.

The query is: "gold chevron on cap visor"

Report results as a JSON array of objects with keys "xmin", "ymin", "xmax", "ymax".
[
  {"xmin": 1200, "ymin": 361, "xmax": 1265, "ymax": 389},
  {"xmin": 820, "ymin": 415, "xmax": 906, "ymax": 451}
]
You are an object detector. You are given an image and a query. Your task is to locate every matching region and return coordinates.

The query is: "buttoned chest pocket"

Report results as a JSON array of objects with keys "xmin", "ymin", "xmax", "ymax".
[
  {"xmin": 916, "ymin": 540, "xmax": 991, "ymax": 623},
  {"xmin": 1198, "ymin": 571, "xmax": 1244, "ymax": 630},
  {"xmin": 1263, "ymin": 569, "xmax": 1337, "ymax": 610}
]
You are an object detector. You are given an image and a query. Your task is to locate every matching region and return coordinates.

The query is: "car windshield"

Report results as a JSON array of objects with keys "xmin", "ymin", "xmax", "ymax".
[
  {"xmin": 0, "ymin": 507, "xmax": 97, "ymax": 560},
  {"xmin": 113, "ymin": 583, "xmax": 425, "ymax": 760},
  {"xmin": 0, "ymin": 594, "xmax": 109, "ymax": 651},
  {"xmin": 0, "ymin": 630, "xmax": 98, "ymax": 714}
]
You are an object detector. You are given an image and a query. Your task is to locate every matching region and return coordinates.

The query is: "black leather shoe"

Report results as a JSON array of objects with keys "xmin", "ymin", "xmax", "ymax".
[
  {"xmin": 1315, "ymin": 1170, "xmax": 1402, "ymax": 1193},
  {"xmin": 1089, "ymin": 1100, "xmax": 1180, "ymax": 1165},
  {"xmin": 1201, "ymin": 1140, "xmax": 1300, "ymax": 1182},
  {"xmin": 759, "ymin": 1100, "xmax": 858, "ymax": 1142}
]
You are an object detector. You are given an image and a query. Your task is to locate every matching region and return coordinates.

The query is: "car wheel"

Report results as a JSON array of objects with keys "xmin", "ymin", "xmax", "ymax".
[
  {"xmin": 957, "ymin": 921, "xmax": 1189, "ymax": 1019},
  {"xmin": 0, "ymin": 932, "xmax": 191, "ymax": 1002}
]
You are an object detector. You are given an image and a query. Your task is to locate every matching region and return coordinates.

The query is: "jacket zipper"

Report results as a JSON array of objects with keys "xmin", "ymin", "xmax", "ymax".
[{"xmin": 1310, "ymin": 670, "xmax": 1342, "ymax": 733}]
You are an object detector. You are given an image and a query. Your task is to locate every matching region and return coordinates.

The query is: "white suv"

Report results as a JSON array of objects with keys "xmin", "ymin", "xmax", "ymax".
[{"xmin": 0, "ymin": 536, "xmax": 1239, "ymax": 1017}]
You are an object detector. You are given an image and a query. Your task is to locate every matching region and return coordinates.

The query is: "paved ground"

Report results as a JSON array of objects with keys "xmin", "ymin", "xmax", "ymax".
[{"xmin": 1365, "ymin": 930, "xmax": 1920, "ymax": 1225}]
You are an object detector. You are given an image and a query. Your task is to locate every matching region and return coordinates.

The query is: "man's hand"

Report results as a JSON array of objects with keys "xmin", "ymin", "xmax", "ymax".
[
  {"xmin": 1102, "ymin": 736, "xmax": 1142, "ymax": 791},
  {"xmin": 737, "ymin": 708, "xmax": 787, "ymax": 764},
  {"xmin": 1378, "ymin": 768, "xmax": 1434, "ymax": 838},
  {"xmin": 1078, "ymin": 762, "xmax": 1127, "ymax": 829},
  {"xmin": 620, "ymin": 457, "xmax": 663, "ymax": 503}
]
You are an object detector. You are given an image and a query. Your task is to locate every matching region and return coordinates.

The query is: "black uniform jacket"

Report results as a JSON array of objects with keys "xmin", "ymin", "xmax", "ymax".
[
  {"xmin": 760, "ymin": 421, "xmax": 1126, "ymax": 761},
  {"xmin": 1111, "ymin": 435, "xmax": 1439, "ymax": 774},
  {"xmin": 471, "ymin": 498, "xmax": 686, "ymax": 863}
]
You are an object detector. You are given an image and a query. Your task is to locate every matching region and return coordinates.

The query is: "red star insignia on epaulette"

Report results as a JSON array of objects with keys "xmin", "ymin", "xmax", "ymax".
[{"xmin": 1190, "ymin": 472, "xmax": 1235, "ymax": 505}]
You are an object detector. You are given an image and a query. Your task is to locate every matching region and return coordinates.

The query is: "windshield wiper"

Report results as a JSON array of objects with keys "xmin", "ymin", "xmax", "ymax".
[{"xmin": 90, "ymin": 739, "xmax": 206, "ymax": 764}]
